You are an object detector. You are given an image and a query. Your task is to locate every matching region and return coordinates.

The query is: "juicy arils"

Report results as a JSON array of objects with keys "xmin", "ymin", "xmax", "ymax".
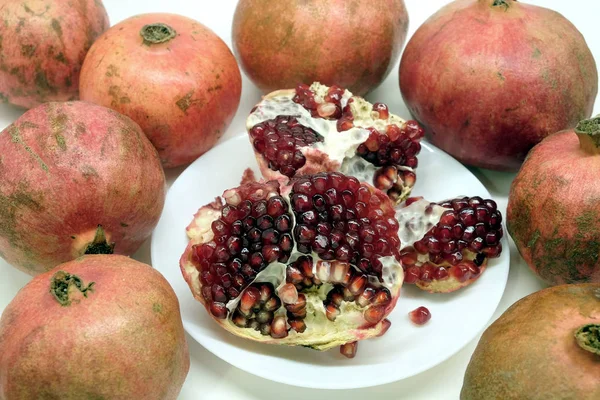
[
  {"xmin": 396, "ymin": 197, "xmax": 503, "ymax": 293},
  {"xmin": 246, "ymin": 82, "xmax": 424, "ymax": 204},
  {"xmin": 180, "ymin": 173, "xmax": 404, "ymax": 352}
]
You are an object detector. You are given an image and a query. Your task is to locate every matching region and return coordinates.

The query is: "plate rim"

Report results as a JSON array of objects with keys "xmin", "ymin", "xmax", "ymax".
[{"xmin": 150, "ymin": 133, "xmax": 510, "ymax": 390}]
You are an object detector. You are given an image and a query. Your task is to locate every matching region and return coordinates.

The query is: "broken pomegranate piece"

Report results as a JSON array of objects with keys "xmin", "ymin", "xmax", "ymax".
[
  {"xmin": 180, "ymin": 172, "xmax": 404, "ymax": 353},
  {"xmin": 246, "ymin": 82, "xmax": 424, "ymax": 204},
  {"xmin": 396, "ymin": 196, "xmax": 503, "ymax": 293}
]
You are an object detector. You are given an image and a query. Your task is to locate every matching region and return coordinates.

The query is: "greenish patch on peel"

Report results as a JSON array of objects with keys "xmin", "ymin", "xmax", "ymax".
[
  {"xmin": 120, "ymin": 222, "xmax": 128, "ymax": 227},
  {"xmin": 50, "ymin": 270, "xmax": 95, "ymax": 306},
  {"xmin": 278, "ymin": 22, "xmax": 296, "ymax": 51},
  {"xmin": 575, "ymin": 324, "xmax": 600, "ymax": 355},
  {"xmin": 51, "ymin": 19, "xmax": 63, "ymax": 37},
  {"xmin": 105, "ymin": 64, "xmax": 119, "ymax": 77},
  {"xmin": 54, "ymin": 52, "xmax": 67, "ymax": 63},
  {"xmin": 532, "ymin": 47, "xmax": 542, "ymax": 59},
  {"xmin": 81, "ymin": 165, "xmax": 98, "ymax": 178},
  {"xmin": 0, "ymin": 93, "xmax": 8, "ymax": 103},
  {"xmin": 8, "ymin": 126, "xmax": 49, "ymax": 172},
  {"xmin": 120, "ymin": 96, "xmax": 131, "ymax": 104},
  {"xmin": 76, "ymin": 123, "xmax": 86, "ymax": 135},
  {"xmin": 207, "ymin": 85, "xmax": 222, "ymax": 93},
  {"xmin": 496, "ymin": 71, "xmax": 505, "ymax": 81},
  {"xmin": 541, "ymin": 69, "xmax": 558, "ymax": 89},
  {"xmin": 51, "ymin": 113, "xmax": 68, "ymax": 151},
  {"xmin": 153, "ymin": 303, "xmax": 163, "ymax": 313},
  {"xmin": 34, "ymin": 70, "xmax": 55, "ymax": 95},
  {"xmin": 55, "ymin": 133, "xmax": 66, "ymax": 151},
  {"xmin": 65, "ymin": 76, "xmax": 72, "ymax": 88},
  {"xmin": 20, "ymin": 44, "xmax": 35, "ymax": 57},
  {"xmin": 527, "ymin": 229, "xmax": 540, "ymax": 249},
  {"xmin": 176, "ymin": 91, "xmax": 204, "ymax": 114}
]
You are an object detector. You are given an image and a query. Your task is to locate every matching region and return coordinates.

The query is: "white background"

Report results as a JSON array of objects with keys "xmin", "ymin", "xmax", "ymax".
[{"xmin": 1, "ymin": 0, "xmax": 599, "ymax": 399}]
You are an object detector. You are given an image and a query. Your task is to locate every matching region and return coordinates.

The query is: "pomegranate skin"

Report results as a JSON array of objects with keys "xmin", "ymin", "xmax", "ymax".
[
  {"xmin": 0, "ymin": 0, "xmax": 109, "ymax": 109},
  {"xmin": 0, "ymin": 255, "xmax": 190, "ymax": 400},
  {"xmin": 461, "ymin": 284, "xmax": 600, "ymax": 399},
  {"xmin": 80, "ymin": 13, "xmax": 242, "ymax": 168},
  {"xmin": 0, "ymin": 101, "xmax": 165, "ymax": 275},
  {"xmin": 232, "ymin": 0, "xmax": 409, "ymax": 96},
  {"xmin": 399, "ymin": 0, "xmax": 598, "ymax": 171},
  {"xmin": 507, "ymin": 121, "xmax": 600, "ymax": 285}
]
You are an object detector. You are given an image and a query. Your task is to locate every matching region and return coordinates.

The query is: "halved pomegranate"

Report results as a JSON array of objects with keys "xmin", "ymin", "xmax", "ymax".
[
  {"xmin": 396, "ymin": 196, "xmax": 503, "ymax": 293},
  {"xmin": 180, "ymin": 172, "xmax": 403, "ymax": 353},
  {"xmin": 246, "ymin": 82, "xmax": 424, "ymax": 204}
]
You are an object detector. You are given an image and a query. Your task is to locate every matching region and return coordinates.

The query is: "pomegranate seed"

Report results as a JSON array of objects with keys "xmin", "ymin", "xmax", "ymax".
[
  {"xmin": 260, "ymin": 323, "xmax": 271, "ymax": 336},
  {"xmin": 239, "ymin": 286, "xmax": 260, "ymax": 311},
  {"xmin": 263, "ymin": 296, "xmax": 281, "ymax": 312},
  {"xmin": 326, "ymin": 304, "xmax": 340, "ymax": 321},
  {"xmin": 434, "ymin": 267, "xmax": 449, "ymax": 280},
  {"xmin": 279, "ymin": 283, "xmax": 299, "ymax": 304},
  {"xmin": 403, "ymin": 265, "xmax": 421, "ymax": 284},
  {"xmin": 372, "ymin": 102, "xmax": 389, "ymax": 119},
  {"xmin": 274, "ymin": 214, "xmax": 291, "ymax": 232},
  {"xmin": 340, "ymin": 341, "xmax": 358, "ymax": 359},
  {"xmin": 371, "ymin": 288, "xmax": 392, "ymax": 306},
  {"xmin": 439, "ymin": 210, "xmax": 458, "ymax": 225},
  {"xmin": 364, "ymin": 305, "xmax": 386, "ymax": 324},
  {"xmin": 289, "ymin": 319, "xmax": 307, "ymax": 333},
  {"xmin": 420, "ymin": 263, "xmax": 436, "ymax": 282},
  {"xmin": 484, "ymin": 199, "xmax": 497, "ymax": 211},
  {"xmin": 270, "ymin": 316, "xmax": 289, "ymax": 338},
  {"xmin": 232, "ymin": 310, "xmax": 248, "ymax": 327},
  {"xmin": 485, "ymin": 231, "xmax": 499, "ymax": 245},
  {"xmin": 211, "ymin": 284, "xmax": 227, "ymax": 303},
  {"xmin": 451, "ymin": 263, "xmax": 471, "ymax": 282},
  {"xmin": 483, "ymin": 243, "xmax": 502, "ymax": 258},
  {"xmin": 408, "ymin": 306, "xmax": 431, "ymax": 325},
  {"xmin": 348, "ymin": 274, "xmax": 367, "ymax": 295},
  {"xmin": 210, "ymin": 302, "xmax": 228, "ymax": 319},
  {"xmin": 470, "ymin": 237, "xmax": 485, "ymax": 252},
  {"xmin": 451, "ymin": 198, "xmax": 469, "ymax": 211},
  {"xmin": 356, "ymin": 286, "xmax": 376, "ymax": 307},
  {"xmin": 285, "ymin": 293, "xmax": 306, "ymax": 313},
  {"xmin": 459, "ymin": 207, "xmax": 477, "ymax": 226}
]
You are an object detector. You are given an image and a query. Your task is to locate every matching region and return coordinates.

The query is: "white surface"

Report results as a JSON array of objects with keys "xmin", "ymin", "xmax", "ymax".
[
  {"xmin": 151, "ymin": 135, "xmax": 510, "ymax": 390},
  {"xmin": 0, "ymin": 0, "xmax": 599, "ymax": 398}
]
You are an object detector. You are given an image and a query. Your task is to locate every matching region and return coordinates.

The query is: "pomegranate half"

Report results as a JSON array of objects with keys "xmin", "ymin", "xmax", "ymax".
[
  {"xmin": 80, "ymin": 13, "xmax": 242, "ymax": 168},
  {"xmin": 399, "ymin": 0, "xmax": 598, "ymax": 171},
  {"xmin": 397, "ymin": 196, "xmax": 503, "ymax": 293},
  {"xmin": 180, "ymin": 173, "xmax": 403, "ymax": 353},
  {"xmin": 232, "ymin": 0, "xmax": 409, "ymax": 96},
  {"xmin": 461, "ymin": 284, "xmax": 600, "ymax": 399},
  {"xmin": 508, "ymin": 116, "xmax": 600, "ymax": 285},
  {"xmin": 0, "ymin": 101, "xmax": 165, "ymax": 275},
  {"xmin": 247, "ymin": 82, "xmax": 424, "ymax": 204},
  {"xmin": 0, "ymin": 255, "xmax": 190, "ymax": 400}
]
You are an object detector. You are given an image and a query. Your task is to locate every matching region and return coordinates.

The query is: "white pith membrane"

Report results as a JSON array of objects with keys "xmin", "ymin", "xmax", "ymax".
[
  {"xmin": 180, "ymin": 178, "xmax": 404, "ymax": 352},
  {"xmin": 395, "ymin": 198, "xmax": 496, "ymax": 293},
  {"xmin": 246, "ymin": 82, "xmax": 419, "ymax": 203}
]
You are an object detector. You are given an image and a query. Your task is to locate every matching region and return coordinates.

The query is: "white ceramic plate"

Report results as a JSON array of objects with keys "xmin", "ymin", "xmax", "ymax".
[{"xmin": 150, "ymin": 134, "xmax": 510, "ymax": 390}]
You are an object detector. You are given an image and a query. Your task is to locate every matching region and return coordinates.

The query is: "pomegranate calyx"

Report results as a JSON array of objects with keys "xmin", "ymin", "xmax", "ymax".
[
  {"xmin": 140, "ymin": 23, "xmax": 177, "ymax": 45},
  {"xmin": 490, "ymin": 0, "xmax": 511, "ymax": 9},
  {"xmin": 575, "ymin": 116, "xmax": 600, "ymax": 154},
  {"xmin": 574, "ymin": 324, "xmax": 600, "ymax": 355},
  {"xmin": 84, "ymin": 225, "xmax": 115, "ymax": 255},
  {"xmin": 50, "ymin": 270, "xmax": 95, "ymax": 306}
]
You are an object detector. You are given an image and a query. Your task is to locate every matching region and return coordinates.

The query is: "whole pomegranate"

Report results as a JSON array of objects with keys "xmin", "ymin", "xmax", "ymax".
[
  {"xmin": 180, "ymin": 173, "xmax": 403, "ymax": 356},
  {"xmin": 461, "ymin": 284, "xmax": 600, "ymax": 399},
  {"xmin": 247, "ymin": 82, "xmax": 425, "ymax": 204},
  {"xmin": 508, "ymin": 117, "xmax": 600, "ymax": 285},
  {"xmin": 232, "ymin": 0, "xmax": 409, "ymax": 96},
  {"xmin": 0, "ymin": 102, "xmax": 165, "ymax": 275},
  {"xmin": 0, "ymin": 255, "xmax": 190, "ymax": 399},
  {"xmin": 80, "ymin": 13, "xmax": 242, "ymax": 168},
  {"xmin": 0, "ymin": 0, "xmax": 109, "ymax": 109},
  {"xmin": 397, "ymin": 196, "xmax": 503, "ymax": 293},
  {"xmin": 399, "ymin": 0, "xmax": 598, "ymax": 171}
]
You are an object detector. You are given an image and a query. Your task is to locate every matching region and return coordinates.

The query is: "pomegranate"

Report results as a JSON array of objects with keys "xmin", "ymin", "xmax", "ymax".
[
  {"xmin": 397, "ymin": 196, "xmax": 503, "ymax": 293},
  {"xmin": 80, "ymin": 13, "xmax": 242, "ymax": 168},
  {"xmin": 399, "ymin": 0, "xmax": 598, "ymax": 171},
  {"xmin": 232, "ymin": 0, "xmax": 409, "ymax": 96},
  {"xmin": 247, "ymin": 82, "xmax": 424, "ymax": 204},
  {"xmin": 180, "ymin": 172, "xmax": 404, "ymax": 354},
  {"xmin": 0, "ymin": 255, "xmax": 189, "ymax": 399},
  {"xmin": 408, "ymin": 306, "xmax": 431, "ymax": 326},
  {"xmin": 0, "ymin": 0, "xmax": 109, "ymax": 109},
  {"xmin": 0, "ymin": 102, "xmax": 165, "ymax": 275},
  {"xmin": 461, "ymin": 284, "xmax": 600, "ymax": 399},
  {"xmin": 508, "ymin": 116, "xmax": 600, "ymax": 285}
]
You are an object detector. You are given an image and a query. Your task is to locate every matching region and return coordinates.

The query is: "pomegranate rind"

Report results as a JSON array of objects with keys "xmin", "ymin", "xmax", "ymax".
[
  {"xmin": 246, "ymin": 83, "xmax": 417, "ymax": 203},
  {"xmin": 179, "ymin": 179, "xmax": 404, "ymax": 351}
]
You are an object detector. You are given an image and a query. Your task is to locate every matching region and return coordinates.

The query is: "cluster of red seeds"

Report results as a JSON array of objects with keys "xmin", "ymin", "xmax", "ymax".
[
  {"xmin": 192, "ymin": 192, "xmax": 294, "ymax": 319},
  {"xmin": 357, "ymin": 122, "xmax": 424, "ymax": 168},
  {"xmin": 293, "ymin": 84, "xmax": 345, "ymax": 119},
  {"xmin": 249, "ymin": 115, "xmax": 323, "ymax": 177},
  {"xmin": 290, "ymin": 172, "xmax": 400, "ymax": 277},
  {"xmin": 401, "ymin": 196, "xmax": 503, "ymax": 284}
]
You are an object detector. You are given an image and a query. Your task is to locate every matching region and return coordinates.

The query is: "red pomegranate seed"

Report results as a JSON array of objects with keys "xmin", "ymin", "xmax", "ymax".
[
  {"xmin": 239, "ymin": 286, "xmax": 260, "ymax": 311},
  {"xmin": 263, "ymin": 296, "xmax": 281, "ymax": 312},
  {"xmin": 348, "ymin": 274, "xmax": 367, "ymax": 295},
  {"xmin": 403, "ymin": 265, "xmax": 421, "ymax": 284},
  {"xmin": 420, "ymin": 263, "xmax": 436, "ymax": 282},
  {"xmin": 211, "ymin": 284, "xmax": 227, "ymax": 303},
  {"xmin": 326, "ymin": 304, "xmax": 340, "ymax": 321},
  {"xmin": 270, "ymin": 316, "xmax": 288, "ymax": 339},
  {"xmin": 434, "ymin": 266, "xmax": 449, "ymax": 280},
  {"xmin": 289, "ymin": 319, "xmax": 307, "ymax": 333},
  {"xmin": 285, "ymin": 293, "xmax": 306, "ymax": 313},
  {"xmin": 364, "ymin": 305, "xmax": 386, "ymax": 324},
  {"xmin": 451, "ymin": 263, "xmax": 471, "ymax": 282},
  {"xmin": 483, "ymin": 243, "xmax": 502, "ymax": 258},
  {"xmin": 371, "ymin": 288, "xmax": 392, "ymax": 306},
  {"xmin": 232, "ymin": 310, "xmax": 248, "ymax": 327},
  {"xmin": 210, "ymin": 302, "xmax": 228, "ymax": 319},
  {"xmin": 279, "ymin": 283, "xmax": 299, "ymax": 304},
  {"xmin": 372, "ymin": 102, "xmax": 389, "ymax": 119},
  {"xmin": 340, "ymin": 341, "xmax": 358, "ymax": 359},
  {"xmin": 409, "ymin": 306, "xmax": 431, "ymax": 325}
]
